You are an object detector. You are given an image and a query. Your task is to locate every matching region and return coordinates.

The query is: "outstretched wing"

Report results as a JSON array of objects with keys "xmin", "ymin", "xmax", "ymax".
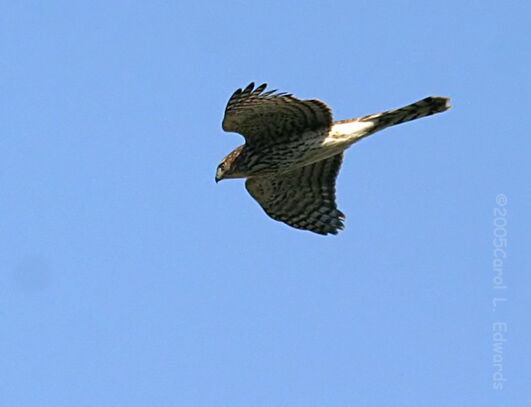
[
  {"xmin": 245, "ymin": 154, "xmax": 345, "ymax": 235},
  {"xmin": 222, "ymin": 83, "xmax": 333, "ymax": 145}
]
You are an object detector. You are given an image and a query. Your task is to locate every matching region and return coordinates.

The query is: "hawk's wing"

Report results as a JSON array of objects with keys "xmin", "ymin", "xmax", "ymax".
[
  {"xmin": 223, "ymin": 83, "xmax": 333, "ymax": 145},
  {"xmin": 245, "ymin": 154, "xmax": 345, "ymax": 235}
]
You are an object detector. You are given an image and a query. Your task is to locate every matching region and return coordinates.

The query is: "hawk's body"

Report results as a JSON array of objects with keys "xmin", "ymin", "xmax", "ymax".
[{"xmin": 216, "ymin": 83, "xmax": 450, "ymax": 235}]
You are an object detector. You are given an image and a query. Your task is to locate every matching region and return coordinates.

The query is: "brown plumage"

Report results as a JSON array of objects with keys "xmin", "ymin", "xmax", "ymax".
[{"xmin": 216, "ymin": 83, "xmax": 451, "ymax": 235}]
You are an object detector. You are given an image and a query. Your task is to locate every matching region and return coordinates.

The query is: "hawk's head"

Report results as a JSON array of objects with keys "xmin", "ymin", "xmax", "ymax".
[{"xmin": 215, "ymin": 146, "xmax": 245, "ymax": 183}]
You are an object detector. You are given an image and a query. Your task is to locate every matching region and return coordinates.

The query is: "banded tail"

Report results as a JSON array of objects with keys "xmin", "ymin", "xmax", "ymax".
[
  {"xmin": 331, "ymin": 96, "xmax": 451, "ymax": 144},
  {"xmin": 358, "ymin": 96, "xmax": 450, "ymax": 134}
]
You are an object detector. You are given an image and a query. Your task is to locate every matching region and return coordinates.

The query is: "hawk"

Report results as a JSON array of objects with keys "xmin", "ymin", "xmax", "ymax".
[{"xmin": 216, "ymin": 83, "xmax": 450, "ymax": 235}]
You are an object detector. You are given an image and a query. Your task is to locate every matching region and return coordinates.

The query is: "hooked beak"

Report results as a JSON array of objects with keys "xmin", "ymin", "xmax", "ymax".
[{"xmin": 215, "ymin": 167, "xmax": 225, "ymax": 183}]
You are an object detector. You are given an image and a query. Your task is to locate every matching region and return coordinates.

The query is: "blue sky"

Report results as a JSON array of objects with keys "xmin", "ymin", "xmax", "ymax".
[{"xmin": 1, "ymin": 1, "xmax": 530, "ymax": 406}]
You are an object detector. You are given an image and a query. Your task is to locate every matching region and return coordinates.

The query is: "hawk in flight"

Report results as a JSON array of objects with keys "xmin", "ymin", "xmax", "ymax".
[{"xmin": 216, "ymin": 83, "xmax": 450, "ymax": 235}]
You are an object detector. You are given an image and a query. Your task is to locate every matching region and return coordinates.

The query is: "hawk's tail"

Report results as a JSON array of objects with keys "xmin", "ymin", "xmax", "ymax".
[{"xmin": 354, "ymin": 96, "xmax": 451, "ymax": 135}]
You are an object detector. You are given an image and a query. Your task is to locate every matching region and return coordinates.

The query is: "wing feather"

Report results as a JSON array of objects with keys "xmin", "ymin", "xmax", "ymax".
[
  {"xmin": 245, "ymin": 154, "xmax": 345, "ymax": 235},
  {"xmin": 222, "ymin": 83, "xmax": 333, "ymax": 145}
]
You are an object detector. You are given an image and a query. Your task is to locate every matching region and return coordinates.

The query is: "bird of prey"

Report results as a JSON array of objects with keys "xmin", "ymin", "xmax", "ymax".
[{"xmin": 216, "ymin": 83, "xmax": 450, "ymax": 235}]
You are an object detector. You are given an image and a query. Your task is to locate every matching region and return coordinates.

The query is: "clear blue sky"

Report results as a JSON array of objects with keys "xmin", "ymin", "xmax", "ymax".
[{"xmin": 1, "ymin": 1, "xmax": 530, "ymax": 406}]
